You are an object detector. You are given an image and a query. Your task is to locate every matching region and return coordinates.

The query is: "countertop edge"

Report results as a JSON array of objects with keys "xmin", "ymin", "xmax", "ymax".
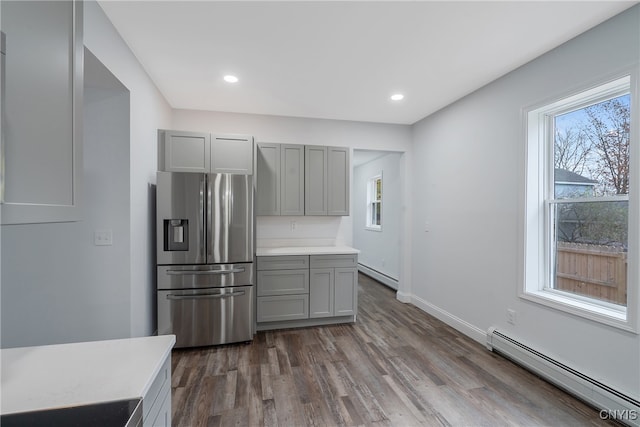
[{"xmin": 256, "ymin": 246, "xmax": 360, "ymax": 257}]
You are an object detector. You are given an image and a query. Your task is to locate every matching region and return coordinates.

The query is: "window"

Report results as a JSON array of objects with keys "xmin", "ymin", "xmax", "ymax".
[
  {"xmin": 523, "ymin": 74, "xmax": 638, "ymax": 331},
  {"xmin": 366, "ymin": 174, "xmax": 382, "ymax": 230}
]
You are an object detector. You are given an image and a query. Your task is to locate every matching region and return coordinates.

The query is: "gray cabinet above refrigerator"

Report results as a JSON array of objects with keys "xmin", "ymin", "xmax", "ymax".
[{"xmin": 158, "ymin": 129, "xmax": 254, "ymax": 175}]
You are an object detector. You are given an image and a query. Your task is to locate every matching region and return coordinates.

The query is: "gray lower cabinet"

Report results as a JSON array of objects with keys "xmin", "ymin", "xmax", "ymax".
[
  {"xmin": 142, "ymin": 351, "xmax": 172, "ymax": 427},
  {"xmin": 257, "ymin": 295, "xmax": 309, "ymax": 322},
  {"xmin": 256, "ymin": 256, "xmax": 310, "ymax": 322},
  {"xmin": 309, "ymin": 254, "xmax": 358, "ymax": 318},
  {"xmin": 256, "ymin": 253, "xmax": 358, "ymax": 326},
  {"xmin": 309, "ymin": 268, "xmax": 334, "ymax": 318},
  {"xmin": 334, "ymin": 268, "xmax": 358, "ymax": 316}
]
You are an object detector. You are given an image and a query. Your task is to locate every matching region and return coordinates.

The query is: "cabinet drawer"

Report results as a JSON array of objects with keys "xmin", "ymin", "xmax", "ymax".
[
  {"xmin": 310, "ymin": 254, "xmax": 357, "ymax": 269},
  {"xmin": 257, "ymin": 255, "xmax": 309, "ymax": 271},
  {"xmin": 257, "ymin": 269, "xmax": 309, "ymax": 296},
  {"xmin": 257, "ymin": 295, "xmax": 309, "ymax": 322}
]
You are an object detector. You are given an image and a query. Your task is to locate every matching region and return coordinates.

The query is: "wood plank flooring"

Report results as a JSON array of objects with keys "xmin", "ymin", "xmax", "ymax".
[{"xmin": 171, "ymin": 274, "xmax": 616, "ymax": 426}]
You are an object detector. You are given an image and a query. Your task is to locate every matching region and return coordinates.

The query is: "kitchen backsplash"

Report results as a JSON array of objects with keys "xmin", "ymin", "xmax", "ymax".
[{"xmin": 256, "ymin": 216, "xmax": 349, "ymax": 246}]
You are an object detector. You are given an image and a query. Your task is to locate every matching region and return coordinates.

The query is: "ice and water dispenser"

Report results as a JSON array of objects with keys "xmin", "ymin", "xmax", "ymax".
[{"xmin": 164, "ymin": 219, "xmax": 189, "ymax": 251}]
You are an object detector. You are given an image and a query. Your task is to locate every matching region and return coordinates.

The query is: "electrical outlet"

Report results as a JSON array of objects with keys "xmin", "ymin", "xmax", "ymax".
[
  {"xmin": 507, "ymin": 309, "xmax": 517, "ymax": 325},
  {"xmin": 94, "ymin": 230, "xmax": 113, "ymax": 246}
]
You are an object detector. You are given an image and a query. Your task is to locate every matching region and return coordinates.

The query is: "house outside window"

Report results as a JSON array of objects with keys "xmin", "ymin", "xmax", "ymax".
[
  {"xmin": 522, "ymin": 74, "xmax": 638, "ymax": 331},
  {"xmin": 366, "ymin": 174, "xmax": 382, "ymax": 231}
]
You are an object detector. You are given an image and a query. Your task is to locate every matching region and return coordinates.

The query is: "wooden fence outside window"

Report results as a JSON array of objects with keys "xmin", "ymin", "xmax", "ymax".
[{"xmin": 555, "ymin": 242, "xmax": 627, "ymax": 306}]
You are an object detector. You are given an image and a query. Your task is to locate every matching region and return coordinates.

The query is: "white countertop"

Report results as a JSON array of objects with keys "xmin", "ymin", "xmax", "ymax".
[
  {"xmin": 1, "ymin": 335, "xmax": 175, "ymax": 415},
  {"xmin": 256, "ymin": 245, "xmax": 360, "ymax": 256}
]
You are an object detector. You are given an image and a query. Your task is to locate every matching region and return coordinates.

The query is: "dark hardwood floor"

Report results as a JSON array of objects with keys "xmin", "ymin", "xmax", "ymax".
[{"xmin": 171, "ymin": 273, "xmax": 616, "ymax": 426}]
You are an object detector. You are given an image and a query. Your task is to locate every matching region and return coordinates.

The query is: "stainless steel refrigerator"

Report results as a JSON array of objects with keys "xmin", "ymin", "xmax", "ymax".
[{"xmin": 156, "ymin": 171, "xmax": 254, "ymax": 348}]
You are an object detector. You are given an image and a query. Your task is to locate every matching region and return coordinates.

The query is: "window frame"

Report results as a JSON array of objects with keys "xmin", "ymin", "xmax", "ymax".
[
  {"xmin": 521, "ymin": 72, "xmax": 639, "ymax": 333},
  {"xmin": 366, "ymin": 173, "xmax": 383, "ymax": 231}
]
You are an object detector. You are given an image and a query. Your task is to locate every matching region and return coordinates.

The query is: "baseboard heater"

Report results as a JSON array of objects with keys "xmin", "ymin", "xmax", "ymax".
[
  {"xmin": 357, "ymin": 264, "xmax": 398, "ymax": 290},
  {"xmin": 486, "ymin": 327, "xmax": 640, "ymax": 427}
]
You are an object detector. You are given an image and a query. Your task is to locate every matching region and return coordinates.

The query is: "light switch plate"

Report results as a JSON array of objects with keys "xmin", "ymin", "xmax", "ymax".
[{"xmin": 94, "ymin": 230, "xmax": 113, "ymax": 246}]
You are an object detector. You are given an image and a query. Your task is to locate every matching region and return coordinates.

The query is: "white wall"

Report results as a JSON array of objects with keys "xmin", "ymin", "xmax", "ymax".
[
  {"xmin": 84, "ymin": 1, "xmax": 173, "ymax": 337},
  {"xmin": 410, "ymin": 6, "xmax": 639, "ymax": 398},
  {"xmin": 1, "ymin": 50, "xmax": 131, "ymax": 347},
  {"xmin": 353, "ymin": 152, "xmax": 403, "ymax": 282},
  {"xmin": 172, "ymin": 111, "xmax": 413, "ymax": 274}
]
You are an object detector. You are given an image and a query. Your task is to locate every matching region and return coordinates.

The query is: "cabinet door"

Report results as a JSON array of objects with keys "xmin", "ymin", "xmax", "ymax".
[
  {"xmin": 304, "ymin": 145, "xmax": 328, "ymax": 215},
  {"xmin": 160, "ymin": 130, "xmax": 210, "ymax": 173},
  {"xmin": 1, "ymin": 0, "xmax": 83, "ymax": 224},
  {"xmin": 309, "ymin": 268, "xmax": 334, "ymax": 318},
  {"xmin": 280, "ymin": 144, "xmax": 304, "ymax": 216},
  {"xmin": 256, "ymin": 143, "xmax": 280, "ymax": 215},
  {"xmin": 211, "ymin": 134, "xmax": 253, "ymax": 174},
  {"xmin": 334, "ymin": 268, "xmax": 358, "ymax": 316},
  {"xmin": 327, "ymin": 147, "xmax": 350, "ymax": 216}
]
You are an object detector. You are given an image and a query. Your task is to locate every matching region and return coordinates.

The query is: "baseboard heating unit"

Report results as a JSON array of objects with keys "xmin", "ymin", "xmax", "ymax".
[{"xmin": 486, "ymin": 327, "xmax": 640, "ymax": 426}]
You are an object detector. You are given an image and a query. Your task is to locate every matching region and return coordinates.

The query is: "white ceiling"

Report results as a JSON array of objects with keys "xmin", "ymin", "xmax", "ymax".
[{"xmin": 98, "ymin": 1, "xmax": 636, "ymax": 125}]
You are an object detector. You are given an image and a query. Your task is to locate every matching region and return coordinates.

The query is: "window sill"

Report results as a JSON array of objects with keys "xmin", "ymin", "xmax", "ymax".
[
  {"xmin": 520, "ymin": 289, "xmax": 637, "ymax": 333},
  {"xmin": 365, "ymin": 226, "xmax": 382, "ymax": 232}
]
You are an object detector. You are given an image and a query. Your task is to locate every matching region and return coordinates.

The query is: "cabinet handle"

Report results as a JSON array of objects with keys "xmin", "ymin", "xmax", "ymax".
[
  {"xmin": 166, "ymin": 291, "xmax": 246, "ymax": 300},
  {"xmin": 166, "ymin": 267, "xmax": 245, "ymax": 275}
]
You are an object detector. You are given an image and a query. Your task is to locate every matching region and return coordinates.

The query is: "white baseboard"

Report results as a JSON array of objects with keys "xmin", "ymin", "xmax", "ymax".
[
  {"xmin": 358, "ymin": 264, "xmax": 398, "ymax": 290},
  {"xmin": 396, "ymin": 291, "xmax": 412, "ymax": 303},
  {"xmin": 409, "ymin": 293, "xmax": 486, "ymax": 344}
]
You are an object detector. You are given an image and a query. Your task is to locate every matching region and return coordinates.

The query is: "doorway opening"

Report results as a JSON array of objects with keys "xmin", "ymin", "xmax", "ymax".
[{"xmin": 352, "ymin": 150, "xmax": 403, "ymax": 290}]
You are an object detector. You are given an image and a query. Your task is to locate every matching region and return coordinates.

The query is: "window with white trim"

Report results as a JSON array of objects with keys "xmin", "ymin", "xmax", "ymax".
[
  {"xmin": 523, "ymin": 75, "xmax": 638, "ymax": 330},
  {"xmin": 366, "ymin": 174, "xmax": 382, "ymax": 230}
]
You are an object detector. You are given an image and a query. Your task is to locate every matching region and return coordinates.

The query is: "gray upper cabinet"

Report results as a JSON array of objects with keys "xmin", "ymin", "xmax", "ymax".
[
  {"xmin": 304, "ymin": 145, "xmax": 328, "ymax": 215},
  {"xmin": 305, "ymin": 145, "xmax": 350, "ymax": 216},
  {"xmin": 256, "ymin": 143, "xmax": 280, "ymax": 215},
  {"xmin": 211, "ymin": 134, "xmax": 253, "ymax": 174},
  {"xmin": 1, "ymin": 0, "xmax": 83, "ymax": 224},
  {"xmin": 280, "ymin": 144, "xmax": 304, "ymax": 216},
  {"xmin": 256, "ymin": 143, "xmax": 304, "ymax": 216},
  {"xmin": 256, "ymin": 143, "xmax": 349, "ymax": 216},
  {"xmin": 327, "ymin": 147, "xmax": 350, "ymax": 216},
  {"xmin": 158, "ymin": 130, "xmax": 253, "ymax": 175},
  {"xmin": 159, "ymin": 130, "xmax": 211, "ymax": 173}
]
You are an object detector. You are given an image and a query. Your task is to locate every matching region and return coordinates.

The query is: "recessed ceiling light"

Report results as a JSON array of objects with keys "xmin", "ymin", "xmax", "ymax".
[
  {"xmin": 390, "ymin": 94, "xmax": 404, "ymax": 101},
  {"xmin": 224, "ymin": 75, "xmax": 239, "ymax": 83}
]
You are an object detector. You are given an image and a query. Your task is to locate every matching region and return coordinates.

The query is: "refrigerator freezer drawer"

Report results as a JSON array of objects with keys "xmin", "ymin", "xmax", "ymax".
[
  {"xmin": 157, "ymin": 263, "xmax": 254, "ymax": 290},
  {"xmin": 157, "ymin": 285, "xmax": 254, "ymax": 348}
]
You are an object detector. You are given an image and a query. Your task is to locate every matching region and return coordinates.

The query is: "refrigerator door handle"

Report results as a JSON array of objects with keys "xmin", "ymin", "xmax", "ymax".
[
  {"xmin": 165, "ymin": 267, "xmax": 246, "ymax": 275},
  {"xmin": 199, "ymin": 175, "xmax": 206, "ymax": 260},
  {"xmin": 166, "ymin": 291, "xmax": 246, "ymax": 300}
]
